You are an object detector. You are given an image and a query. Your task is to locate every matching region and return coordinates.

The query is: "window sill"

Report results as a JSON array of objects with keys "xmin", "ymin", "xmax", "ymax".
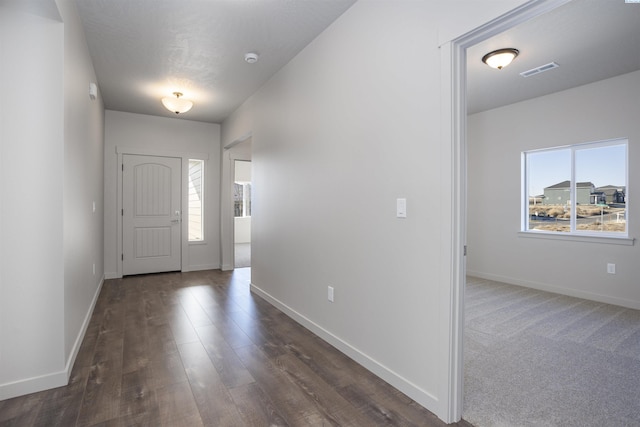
[
  {"xmin": 518, "ymin": 231, "xmax": 635, "ymax": 246},
  {"xmin": 189, "ymin": 240, "xmax": 207, "ymax": 246}
]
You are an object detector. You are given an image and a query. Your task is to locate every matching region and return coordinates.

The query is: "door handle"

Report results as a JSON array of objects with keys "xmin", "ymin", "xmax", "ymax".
[{"xmin": 172, "ymin": 210, "xmax": 181, "ymax": 224}]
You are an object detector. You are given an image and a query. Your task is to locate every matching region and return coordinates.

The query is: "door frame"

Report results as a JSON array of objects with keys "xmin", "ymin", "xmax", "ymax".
[
  {"xmin": 221, "ymin": 132, "xmax": 252, "ymax": 271},
  {"xmin": 115, "ymin": 147, "xmax": 209, "ymax": 278},
  {"xmin": 443, "ymin": 0, "xmax": 570, "ymax": 421}
]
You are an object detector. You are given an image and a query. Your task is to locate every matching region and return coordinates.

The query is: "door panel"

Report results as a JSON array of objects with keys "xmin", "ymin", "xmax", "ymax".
[{"xmin": 123, "ymin": 154, "xmax": 181, "ymax": 275}]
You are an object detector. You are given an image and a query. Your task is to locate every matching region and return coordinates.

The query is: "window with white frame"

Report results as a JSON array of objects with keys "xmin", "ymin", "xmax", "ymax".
[
  {"xmin": 234, "ymin": 182, "xmax": 251, "ymax": 217},
  {"xmin": 523, "ymin": 138, "xmax": 628, "ymax": 236},
  {"xmin": 188, "ymin": 159, "xmax": 204, "ymax": 241}
]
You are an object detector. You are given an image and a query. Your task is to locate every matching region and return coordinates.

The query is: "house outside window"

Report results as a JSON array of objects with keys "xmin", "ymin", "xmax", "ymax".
[{"xmin": 523, "ymin": 138, "xmax": 628, "ymax": 236}]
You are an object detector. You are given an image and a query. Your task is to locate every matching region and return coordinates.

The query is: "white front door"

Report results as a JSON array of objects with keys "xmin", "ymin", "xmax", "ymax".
[{"xmin": 122, "ymin": 154, "xmax": 182, "ymax": 275}]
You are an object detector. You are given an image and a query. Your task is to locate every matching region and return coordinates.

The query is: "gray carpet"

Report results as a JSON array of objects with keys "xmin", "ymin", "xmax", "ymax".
[
  {"xmin": 463, "ymin": 277, "xmax": 640, "ymax": 427},
  {"xmin": 234, "ymin": 243, "xmax": 251, "ymax": 268}
]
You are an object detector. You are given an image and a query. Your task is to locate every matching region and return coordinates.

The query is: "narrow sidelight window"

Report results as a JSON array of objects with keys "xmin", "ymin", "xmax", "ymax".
[{"xmin": 188, "ymin": 159, "xmax": 204, "ymax": 241}]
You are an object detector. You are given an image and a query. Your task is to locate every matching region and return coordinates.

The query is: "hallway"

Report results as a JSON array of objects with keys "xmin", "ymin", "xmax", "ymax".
[{"xmin": 0, "ymin": 269, "xmax": 469, "ymax": 426}]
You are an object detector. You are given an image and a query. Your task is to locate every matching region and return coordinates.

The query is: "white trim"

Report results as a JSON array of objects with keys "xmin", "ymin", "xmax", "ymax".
[
  {"xmin": 221, "ymin": 136, "xmax": 252, "ymax": 271},
  {"xmin": 221, "ymin": 151, "xmax": 236, "ymax": 270},
  {"xmin": 445, "ymin": 0, "xmax": 571, "ymax": 422},
  {"xmin": 439, "ymin": 39, "xmax": 465, "ymax": 424},
  {"xmin": 0, "ymin": 275, "xmax": 104, "ymax": 400},
  {"xmin": 115, "ymin": 146, "xmax": 209, "ymax": 161},
  {"xmin": 467, "ymin": 271, "xmax": 640, "ymax": 310},
  {"xmin": 223, "ymin": 131, "xmax": 252, "ymax": 150},
  {"xmin": 187, "ymin": 158, "xmax": 206, "ymax": 243},
  {"xmin": 180, "ymin": 157, "xmax": 190, "ymax": 270},
  {"xmin": 0, "ymin": 369, "xmax": 67, "ymax": 401},
  {"xmin": 250, "ymin": 283, "xmax": 441, "ymax": 410},
  {"xmin": 64, "ymin": 275, "xmax": 104, "ymax": 377},
  {"xmin": 116, "ymin": 151, "xmax": 123, "ymax": 278},
  {"xmin": 523, "ymin": 137, "xmax": 629, "ymax": 236},
  {"xmin": 116, "ymin": 146, "xmax": 207, "ymax": 277},
  {"xmin": 518, "ymin": 231, "xmax": 634, "ymax": 245}
]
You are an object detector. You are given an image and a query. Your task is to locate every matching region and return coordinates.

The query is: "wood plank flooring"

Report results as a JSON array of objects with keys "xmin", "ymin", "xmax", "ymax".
[{"xmin": 0, "ymin": 269, "xmax": 472, "ymax": 427}]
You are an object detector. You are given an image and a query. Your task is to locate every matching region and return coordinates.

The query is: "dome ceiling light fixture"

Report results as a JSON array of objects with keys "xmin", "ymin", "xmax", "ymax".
[
  {"xmin": 482, "ymin": 48, "xmax": 519, "ymax": 70},
  {"xmin": 161, "ymin": 91, "xmax": 193, "ymax": 114}
]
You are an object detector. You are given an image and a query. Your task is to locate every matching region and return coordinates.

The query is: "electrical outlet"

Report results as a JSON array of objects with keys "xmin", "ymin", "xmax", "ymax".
[
  {"xmin": 328, "ymin": 286, "xmax": 334, "ymax": 302},
  {"xmin": 607, "ymin": 263, "xmax": 616, "ymax": 274}
]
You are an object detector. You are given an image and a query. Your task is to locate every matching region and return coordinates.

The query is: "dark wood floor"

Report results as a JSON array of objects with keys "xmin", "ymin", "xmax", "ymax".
[{"xmin": 0, "ymin": 269, "xmax": 472, "ymax": 426}]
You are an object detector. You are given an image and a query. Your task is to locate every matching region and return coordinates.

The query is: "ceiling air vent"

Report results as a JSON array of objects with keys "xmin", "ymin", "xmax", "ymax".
[{"xmin": 520, "ymin": 62, "xmax": 559, "ymax": 78}]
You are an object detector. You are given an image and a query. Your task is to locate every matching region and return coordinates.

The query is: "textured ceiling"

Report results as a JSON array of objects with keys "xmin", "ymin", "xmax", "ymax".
[
  {"xmin": 467, "ymin": 0, "xmax": 640, "ymax": 114},
  {"xmin": 76, "ymin": 0, "xmax": 356, "ymax": 123},
  {"xmin": 76, "ymin": 0, "xmax": 640, "ymax": 123}
]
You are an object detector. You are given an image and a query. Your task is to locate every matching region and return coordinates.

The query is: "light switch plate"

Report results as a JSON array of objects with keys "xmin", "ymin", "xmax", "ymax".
[{"xmin": 396, "ymin": 198, "xmax": 407, "ymax": 218}]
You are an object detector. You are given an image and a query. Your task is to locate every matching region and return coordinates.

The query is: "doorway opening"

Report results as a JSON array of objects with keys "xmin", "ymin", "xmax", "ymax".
[
  {"xmin": 442, "ymin": 0, "xmax": 572, "ymax": 421},
  {"xmin": 234, "ymin": 160, "xmax": 252, "ymax": 268},
  {"xmin": 452, "ymin": 0, "xmax": 600, "ymax": 422}
]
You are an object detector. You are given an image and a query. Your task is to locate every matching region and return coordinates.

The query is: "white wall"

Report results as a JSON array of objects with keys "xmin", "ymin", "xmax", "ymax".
[
  {"xmin": 221, "ymin": 99, "xmax": 254, "ymax": 148},
  {"xmin": 222, "ymin": 0, "xmax": 525, "ymax": 420},
  {"xmin": 0, "ymin": 0, "xmax": 105, "ymax": 400},
  {"xmin": 234, "ymin": 217, "xmax": 251, "ymax": 244},
  {"xmin": 104, "ymin": 111, "xmax": 221, "ymax": 277},
  {"xmin": 468, "ymin": 70, "xmax": 640, "ymax": 309},
  {"xmin": 0, "ymin": 6, "xmax": 65, "ymax": 400},
  {"xmin": 235, "ymin": 159, "xmax": 252, "ymax": 182},
  {"xmin": 57, "ymin": 0, "xmax": 106, "ymax": 372}
]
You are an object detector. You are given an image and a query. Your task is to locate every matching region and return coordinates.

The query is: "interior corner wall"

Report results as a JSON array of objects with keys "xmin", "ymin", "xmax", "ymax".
[
  {"xmin": 0, "ymin": 6, "xmax": 66, "ymax": 399},
  {"xmin": 56, "ymin": 0, "xmax": 106, "ymax": 372},
  {"xmin": 467, "ymin": 70, "xmax": 640, "ymax": 309},
  {"xmin": 104, "ymin": 111, "xmax": 221, "ymax": 277},
  {"xmin": 222, "ymin": 0, "xmax": 525, "ymax": 420},
  {"xmin": 221, "ymin": 99, "xmax": 254, "ymax": 148}
]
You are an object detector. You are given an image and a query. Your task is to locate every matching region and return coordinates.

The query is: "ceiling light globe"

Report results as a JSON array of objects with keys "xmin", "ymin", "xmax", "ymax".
[
  {"xmin": 162, "ymin": 92, "xmax": 193, "ymax": 114},
  {"xmin": 482, "ymin": 48, "xmax": 519, "ymax": 70}
]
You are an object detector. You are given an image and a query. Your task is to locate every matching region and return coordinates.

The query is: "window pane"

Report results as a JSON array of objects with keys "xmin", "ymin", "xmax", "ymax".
[
  {"xmin": 527, "ymin": 149, "xmax": 571, "ymax": 232},
  {"xmin": 524, "ymin": 139, "xmax": 628, "ymax": 237},
  {"xmin": 234, "ymin": 183, "xmax": 244, "ymax": 217},
  {"xmin": 188, "ymin": 159, "xmax": 204, "ymax": 241},
  {"xmin": 575, "ymin": 144, "xmax": 626, "ymax": 234}
]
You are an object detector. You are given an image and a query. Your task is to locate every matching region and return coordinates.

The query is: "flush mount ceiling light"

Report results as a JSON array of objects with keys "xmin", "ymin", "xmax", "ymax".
[
  {"xmin": 482, "ymin": 48, "xmax": 519, "ymax": 70},
  {"xmin": 161, "ymin": 92, "xmax": 193, "ymax": 114},
  {"xmin": 244, "ymin": 52, "xmax": 259, "ymax": 64}
]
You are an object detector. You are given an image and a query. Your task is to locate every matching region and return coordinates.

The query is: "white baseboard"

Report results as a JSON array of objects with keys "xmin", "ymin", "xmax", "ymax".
[
  {"xmin": 64, "ymin": 275, "xmax": 104, "ymax": 378},
  {"xmin": 466, "ymin": 270, "xmax": 640, "ymax": 310},
  {"xmin": 104, "ymin": 271, "xmax": 119, "ymax": 279},
  {"xmin": 0, "ymin": 369, "xmax": 68, "ymax": 401},
  {"xmin": 0, "ymin": 275, "xmax": 104, "ymax": 400},
  {"xmin": 249, "ymin": 283, "xmax": 440, "ymax": 415},
  {"xmin": 221, "ymin": 263, "xmax": 234, "ymax": 271}
]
